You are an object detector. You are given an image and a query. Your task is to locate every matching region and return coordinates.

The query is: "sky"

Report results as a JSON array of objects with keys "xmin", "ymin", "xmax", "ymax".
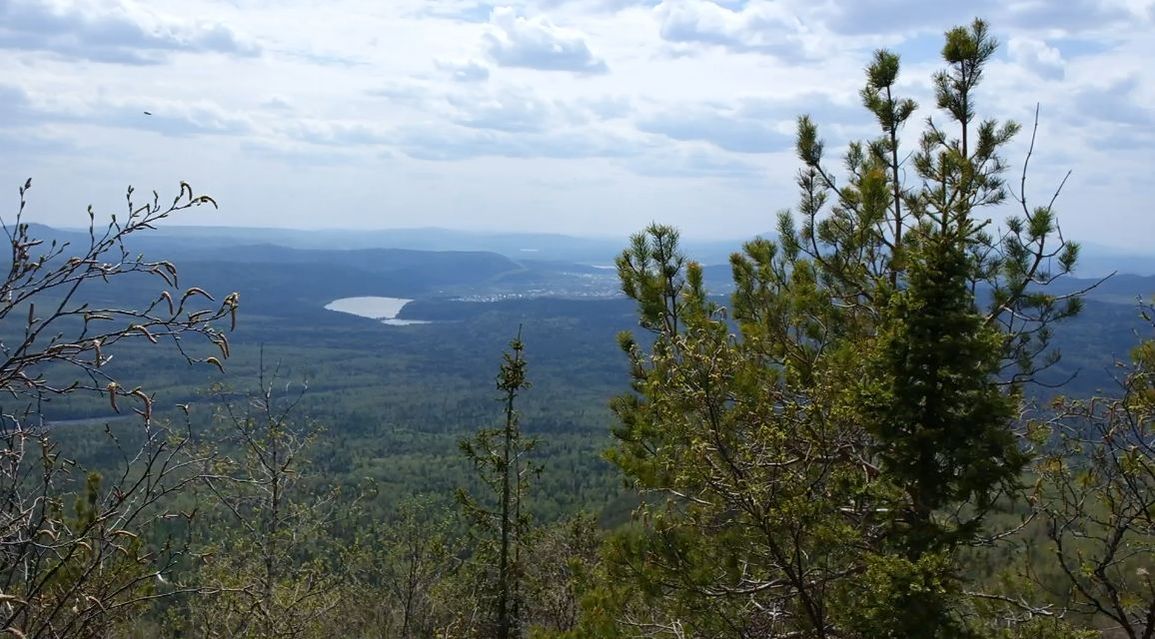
[{"xmin": 1, "ymin": 0, "xmax": 1153, "ymax": 247}]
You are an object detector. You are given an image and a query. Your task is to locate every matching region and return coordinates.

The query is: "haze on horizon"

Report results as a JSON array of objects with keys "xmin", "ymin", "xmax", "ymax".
[{"xmin": 2, "ymin": 0, "xmax": 1153, "ymax": 249}]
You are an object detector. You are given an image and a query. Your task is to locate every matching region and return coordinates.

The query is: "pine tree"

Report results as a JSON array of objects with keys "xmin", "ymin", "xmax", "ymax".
[
  {"xmin": 584, "ymin": 19, "xmax": 1084, "ymax": 639},
  {"xmin": 458, "ymin": 329, "xmax": 535, "ymax": 639}
]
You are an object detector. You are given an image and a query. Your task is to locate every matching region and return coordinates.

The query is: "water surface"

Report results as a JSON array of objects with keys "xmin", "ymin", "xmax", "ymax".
[{"xmin": 325, "ymin": 296, "xmax": 429, "ymax": 325}]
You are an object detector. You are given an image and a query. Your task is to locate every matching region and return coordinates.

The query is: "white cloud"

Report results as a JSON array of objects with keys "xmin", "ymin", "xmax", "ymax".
[
  {"xmin": 0, "ymin": 0, "xmax": 259, "ymax": 64},
  {"xmin": 436, "ymin": 58, "xmax": 491, "ymax": 82},
  {"xmin": 448, "ymin": 87, "xmax": 557, "ymax": 132},
  {"xmin": 261, "ymin": 96, "xmax": 294, "ymax": 112},
  {"xmin": 654, "ymin": 0, "xmax": 808, "ymax": 57},
  {"xmin": 1008, "ymin": 36, "xmax": 1065, "ymax": 80},
  {"xmin": 0, "ymin": 0, "xmax": 1153, "ymax": 248},
  {"xmin": 483, "ymin": 6, "xmax": 609, "ymax": 73},
  {"xmin": 625, "ymin": 145, "xmax": 768, "ymax": 179},
  {"xmin": 280, "ymin": 119, "xmax": 393, "ymax": 147},
  {"xmin": 1, "ymin": 84, "xmax": 253, "ymax": 136},
  {"xmin": 1071, "ymin": 76, "xmax": 1153, "ymax": 127},
  {"xmin": 392, "ymin": 124, "xmax": 649, "ymax": 161},
  {"xmin": 638, "ymin": 105, "xmax": 792, "ymax": 153}
]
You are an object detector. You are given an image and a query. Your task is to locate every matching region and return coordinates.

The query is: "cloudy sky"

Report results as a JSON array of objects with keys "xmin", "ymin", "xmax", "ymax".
[{"xmin": 2, "ymin": 0, "xmax": 1153, "ymax": 247}]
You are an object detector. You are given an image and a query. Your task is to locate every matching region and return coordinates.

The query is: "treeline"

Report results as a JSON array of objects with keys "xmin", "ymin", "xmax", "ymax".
[{"xmin": 3, "ymin": 18, "xmax": 1155, "ymax": 639}]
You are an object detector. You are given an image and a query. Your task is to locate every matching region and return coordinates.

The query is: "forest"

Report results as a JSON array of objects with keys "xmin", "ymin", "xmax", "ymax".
[{"xmin": 3, "ymin": 18, "xmax": 1155, "ymax": 639}]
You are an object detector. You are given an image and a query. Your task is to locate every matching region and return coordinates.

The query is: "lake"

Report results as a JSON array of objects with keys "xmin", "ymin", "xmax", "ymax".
[{"xmin": 324, "ymin": 297, "xmax": 430, "ymax": 325}]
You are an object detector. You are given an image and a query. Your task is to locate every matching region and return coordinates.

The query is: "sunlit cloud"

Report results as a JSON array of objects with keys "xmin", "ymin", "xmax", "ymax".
[{"xmin": 0, "ymin": 0, "xmax": 1151, "ymax": 248}]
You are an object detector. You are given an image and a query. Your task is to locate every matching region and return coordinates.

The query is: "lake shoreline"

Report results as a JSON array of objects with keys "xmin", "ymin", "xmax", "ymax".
[{"xmin": 324, "ymin": 296, "xmax": 432, "ymax": 325}]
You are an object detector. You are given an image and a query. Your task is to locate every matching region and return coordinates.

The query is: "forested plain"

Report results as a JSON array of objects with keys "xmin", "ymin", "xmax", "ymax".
[{"xmin": 3, "ymin": 18, "xmax": 1155, "ymax": 639}]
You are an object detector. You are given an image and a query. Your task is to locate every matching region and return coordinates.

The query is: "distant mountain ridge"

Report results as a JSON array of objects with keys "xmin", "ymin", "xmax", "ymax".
[
  {"xmin": 30, "ymin": 223, "xmax": 1152, "ymax": 276},
  {"xmin": 35, "ymin": 224, "xmax": 754, "ymax": 266},
  {"xmin": 10, "ymin": 221, "xmax": 1154, "ymax": 412}
]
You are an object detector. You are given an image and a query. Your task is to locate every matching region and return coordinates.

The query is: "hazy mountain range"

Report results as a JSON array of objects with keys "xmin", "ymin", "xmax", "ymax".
[{"xmin": 28, "ymin": 223, "xmax": 1155, "ymax": 277}]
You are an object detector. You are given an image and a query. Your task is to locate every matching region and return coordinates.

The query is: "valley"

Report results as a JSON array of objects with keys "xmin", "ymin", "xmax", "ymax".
[{"xmin": 28, "ymin": 224, "xmax": 1155, "ymax": 526}]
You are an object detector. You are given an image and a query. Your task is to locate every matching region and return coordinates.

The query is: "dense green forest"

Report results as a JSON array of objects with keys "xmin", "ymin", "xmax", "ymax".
[{"xmin": 3, "ymin": 19, "xmax": 1155, "ymax": 639}]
